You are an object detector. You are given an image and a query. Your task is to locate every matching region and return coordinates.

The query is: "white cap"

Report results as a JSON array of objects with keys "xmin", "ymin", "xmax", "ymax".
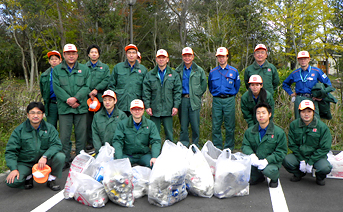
[
  {"xmin": 130, "ymin": 99, "xmax": 144, "ymax": 109},
  {"xmin": 297, "ymin": 51, "xmax": 310, "ymax": 59},
  {"xmin": 63, "ymin": 44, "xmax": 77, "ymax": 52},
  {"xmin": 102, "ymin": 90, "xmax": 116, "ymax": 99},
  {"xmin": 156, "ymin": 49, "xmax": 169, "ymax": 57},
  {"xmin": 248, "ymin": 75, "xmax": 263, "ymax": 84},
  {"xmin": 182, "ymin": 47, "xmax": 194, "ymax": 55},
  {"xmin": 299, "ymin": 100, "xmax": 315, "ymax": 110},
  {"xmin": 137, "ymin": 51, "xmax": 141, "ymax": 59},
  {"xmin": 216, "ymin": 47, "xmax": 228, "ymax": 56},
  {"xmin": 254, "ymin": 44, "xmax": 267, "ymax": 52}
]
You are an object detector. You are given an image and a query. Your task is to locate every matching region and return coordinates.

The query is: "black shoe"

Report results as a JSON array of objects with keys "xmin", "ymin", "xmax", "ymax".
[
  {"xmin": 86, "ymin": 144, "xmax": 94, "ymax": 151},
  {"xmin": 290, "ymin": 173, "xmax": 306, "ymax": 182},
  {"xmin": 24, "ymin": 177, "xmax": 34, "ymax": 189},
  {"xmin": 316, "ymin": 178, "xmax": 326, "ymax": 186},
  {"xmin": 249, "ymin": 176, "xmax": 265, "ymax": 185},
  {"xmin": 62, "ymin": 162, "xmax": 70, "ymax": 171},
  {"xmin": 47, "ymin": 180, "xmax": 61, "ymax": 191},
  {"xmin": 269, "ymin": 180, "xmax": 278, "ymax": 188}
]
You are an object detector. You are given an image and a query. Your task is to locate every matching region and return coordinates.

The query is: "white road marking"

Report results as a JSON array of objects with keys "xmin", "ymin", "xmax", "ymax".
[
  {"xmin": 31, "ymin": 189, "xmax": 65, "ymax": 212},
  {"xmin": 267, "ymin": 178, "xmax": 289, "ymax": 212}
]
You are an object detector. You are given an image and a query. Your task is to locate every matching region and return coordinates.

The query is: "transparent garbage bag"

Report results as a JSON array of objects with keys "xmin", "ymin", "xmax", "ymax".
[
  {"xmin": 214, "ymin": 149, "xmax": 251, "ymax": 198},
  {"xmin": 185, "ymin": 144, "xmax": 214, "ymax": 198},
  {"xmin": 148, "ymin": 141, "xmax": 188, "ymax": 207},
  {"xmin": 132, "ymin": 166, "xmax": 152, "ymax": 198},
  {"xmin": 103, "ymin": 158, "xmax": 134, "ymax": 207},
  {"xmin": 201, "ymin": 141, "xmax": 222, "ymax": 178}
]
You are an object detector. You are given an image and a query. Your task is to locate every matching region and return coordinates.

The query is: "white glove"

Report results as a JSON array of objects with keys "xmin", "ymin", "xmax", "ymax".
[
  {"xmin": 306, "ymin": 163, "xmax": 313, "ymax": 173},
  {"xmin": 299, "ymin": 160, "xmax": 306, "ymax": 173},
  {"xmin": 257, "ymin": 159, "xmax": 268, "ymax": 170},
  {"xmin": 89, "ymin": 101, "xmax": 98, "ymax": 109},
  {"xmin": 250, "ymin": 154, "xmax": 259, "ymax": 167}
]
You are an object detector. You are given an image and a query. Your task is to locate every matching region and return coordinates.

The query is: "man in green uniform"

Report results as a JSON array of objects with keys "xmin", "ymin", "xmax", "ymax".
[
  {"xmin": 40, "ymin": 50, "xmax": 62, "ymax": 129},
  {"xmin": 108, "ymin": 44, "xmax": 148, "ymax": 116},
  {"xmin": 244, "ymin": 44, "xmax": 279, "ymax": 95},
  {"xmin": 175, "ymin": 47, "xmax": 207, "ymax": 147},
  {"xmin": 5, "ymin": 102, "xmax": 65, "ymax": 191},
  {"xmin": 242, "ymin": 102, "xmax": 287, "ymax": 188},
  {"xmin": 241, "ymin": 75, "xmax": 274, "ymax": 128},
  {"xmin": 52, "ymin": 44, "xmax": 90, "ymax": 169},
  {"xmin": 143, "ymin": 49, "xmax": 182, "ymax": 142},
  {"xmin": 85, "ymin": 44, "xmax": 110, "ymax": 150},
  {"xmin": 112, "ymin": 99, "xmax": 161, "ymax": 168},
  {"xmin": 92, "ymin": 90, "xmax": 127, "ymax": 154},
  {"xmin": 283, "ymin": 100, "xmax": 332, "ymax": 186}
]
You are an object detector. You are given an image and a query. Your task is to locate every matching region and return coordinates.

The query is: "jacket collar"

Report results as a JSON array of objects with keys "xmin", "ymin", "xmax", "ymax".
[
  {"xmin": 253, "ymin": 59, "xmax": 270, "ymax": 69},
  {"xmin": 127, "ymin": 115, "xmax": 148, "ymax": 128},
  {"xmin": 24, "ymin": 119, "xmax": 48, "ymax": 132},
  {"xmin": 61, "ymin": 60, "xmax": 79, "ymax": 71},
  {"xmin": 298, "ymin": 116, "xmax": 318, "ymax": 128},
  {"xmin": 99, "ymin": 106, "xmax": 120, "ymax": 118},
  {"xmin": 123, "ymin": 59, "xmax": 142, "ymax": 69},
  {"xmin": 251, "ymin": 121, "xmax": 275, "ymax": 134},
  {"xmin": 86, "ymin": 60, "xmax": 103, "ymax": 67}
]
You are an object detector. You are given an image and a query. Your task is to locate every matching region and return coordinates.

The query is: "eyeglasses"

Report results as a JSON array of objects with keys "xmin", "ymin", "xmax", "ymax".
[{"xmin": 29, "ymin": 111, "xmax": 43, "ymax": 115}]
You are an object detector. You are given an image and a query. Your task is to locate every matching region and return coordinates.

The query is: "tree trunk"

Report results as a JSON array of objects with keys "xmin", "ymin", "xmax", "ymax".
[
  {"xmin": 56, "ymin": 1, "xmax": 66, "ymax": 48},
  {"xmin": 13, "ymin": 31, "xmax": 29, "ymax": 89},
  {"xmin": 29, "ymin": 40, "xmax": 35, "ymax": 92}
]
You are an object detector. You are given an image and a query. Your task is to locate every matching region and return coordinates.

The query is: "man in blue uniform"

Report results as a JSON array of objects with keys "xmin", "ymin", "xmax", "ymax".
[
  {"xmin": 282, "ymin": 51, "xmax": 332, "ymax": 119},
  {"xmin": 208, "ymin": 47, "xmax": 240, "ymax": 150}
]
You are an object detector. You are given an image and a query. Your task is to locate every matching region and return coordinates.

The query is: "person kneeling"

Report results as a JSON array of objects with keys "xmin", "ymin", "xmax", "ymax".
[
  {"xmin": 5, "ymin": 102, "xmax": 65, "ymax": 191},
  {"xmin": 112, "ymin": 99, "xmax": 161, "ymax": 168},
  {"xmin": 242, "ymin": 102, "xmax": 287, "ymax": 188}
]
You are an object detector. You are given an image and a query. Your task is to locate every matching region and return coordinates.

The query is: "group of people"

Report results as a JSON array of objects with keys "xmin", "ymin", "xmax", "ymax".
[{"xmin": 5, "ymin": 43, "xmax": 334, "ymax": 191}]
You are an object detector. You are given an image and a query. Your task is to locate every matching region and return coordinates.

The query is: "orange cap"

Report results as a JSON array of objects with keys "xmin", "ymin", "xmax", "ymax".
[
  {"xmin": 182, "ymin": 47, "xmax": 194, "ymax": 55},
  {"xmin": 102, "ymin": 90, "xmax": 116, "ymax": 99},
  {"xmin": 130, "ymin": 99, "xmax": 144, "ymax": 109},
  {"xmin": 32, "ymin": 164, "xmax": 51, "ymax": 184},
  {"xmin": 125, "ymin": 44, "xmax": 138, "ymax": 52},
  {"xmin": 299, "ymin": 100, "xmax": 315, "ymax": 110},
  {"xmin": 254, "ymin": 44, "xmax": 267, "ymax": 52},
  {"xmin": 156, "ymin": 49, "xmax": 169, "ymax": 57},
  {"xmin": 87, "ymin": 97, "xmax": 101, "ymax": 112},
  {"xmin": 47, "ymin": 50, "xmax": 61, "ymax": 59}
]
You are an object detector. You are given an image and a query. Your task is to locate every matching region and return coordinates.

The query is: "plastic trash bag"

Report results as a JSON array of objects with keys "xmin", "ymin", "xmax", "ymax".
[
  {"xmin": 185, "ymin": 144, "xmax": 214, "ymax": 198},
  {"xmin": 214, "ymin": 149, "xmax": 251, "ymax": 198},
  {"xmin": 132, "ymin": 166, "xmax": 152, "ymax": 198},
  {"xmin": 327, "ymin": 151, "xmax": 343, "ymax": 178},
  {"xmin": 103, "ymin": 158, "xmax": 134, "ymax": 207},
  {"xmin": 72, "ymin": 172, "xmax": 108, "ymax": 208},
  {"xmin": 201, "ymin": 141, "xmax": 222, "ymax": 178},
  {"xmin": 83, "ymin": 142, "xmax": 114, "ymax": 183},
  {"xmin": 148, "ymin": 141, "xmax": 188, "ymax": 207}
]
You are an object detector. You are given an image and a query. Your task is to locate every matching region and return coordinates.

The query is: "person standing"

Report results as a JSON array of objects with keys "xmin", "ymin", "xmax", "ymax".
[
  {"xmin": 282, "ymin": 51, "xmax": 332, "ymax": 119},
  {"xmin": 92, "ymin": 90, "xmax": 127, "ymax": 154},
  {"xmin": 143, "ymin": 49, "xmax": 182, "ymax": 142},
  {"xmin": 5, "ymin": 102, "xmax": 65, "ymax": 191},
  {"xmin": 241, "ymin": 75, "xmax": 274, "ymax": 128},
  {"xmin": 244, "ymin": 44, "xmax": 279, "ymax": 95},
  {"xmin": 108, "ymin": 44, "xmax": 148, "ymax": 116},
  {"xmin": 85, "ymin": 44, "xmax": 110, "ymax": 150},
  {"xmin": 175, "ymin": 47, "xmax": 207, "ymax": 147},
  {"xmin": 242, "ymin": 102, "xmax": 287, "ymax": 188},
  {"xmin": 208, "ymin": 47, "xmax": 240, "ymax": 150},
  {"xmin": 52, "ymin": 44, "xmax": 90, "ymax": 169},
  {"xmin": 40, "ymin": 50, "xmax": 62, "ymax": 129},
  {"xmin": 283, "ymin": 100, "xmax": 332, "ymax": 186}
]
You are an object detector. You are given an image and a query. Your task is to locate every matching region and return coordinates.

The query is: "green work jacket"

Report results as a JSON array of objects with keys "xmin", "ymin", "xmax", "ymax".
[
  {"xmin": 241, "ymin": 88, "xmax": 275, "ymax": 127},
  {"xmin": 288, "ymin": 116, "xmax": 332, "ymax": 165},
  {"xmin": 143, "ymin": 65, "xmax": 182, "ymax": 117},
  {"xmin": 242, "ymin": 122, "xmax": 287, "ymax": 168},
  {"xmin": 175, "ymin": 61, "xmax": 207, "ymax": 111},
  {"xmin": 112, "ymin": 116, "xmax": 161, "ymax": 159},
  {"xmin": 5, "ymin": 119, "xmax": 62, "ymax": 171},
  {"xmin": 244, "ymin": 60, "xmax": 280, "ymax": 94},
  {"xmin": 108, "ymin": 60, "xmax": 147, "ymax": 112},
  {"xmin": 40, "ymin": 67, "xmax": 53, "ymax": 116},
  {"xmin": 86, "ymin": 60, "xmax": 110, "ymax": 102},
  {"xmin": 92, "ymin": 106, "xmax": 127, "ymax": 154},
  {"xmin": 52, "ymin": 61, "xmax": 90, "ymax": 115}
]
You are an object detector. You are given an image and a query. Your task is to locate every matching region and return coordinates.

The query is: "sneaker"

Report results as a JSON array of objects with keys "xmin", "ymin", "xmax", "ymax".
[
  {"xmin": 249, "ymin": 176, "xmax": 265, "ymax": 185},
  {"xmin": 316, "ymin": 179, "xmax": 325, "ymax": 186},
  {"xmin": 269, "ymin": 180, "xmax": 278, "ymax": 188},
  {"xmin": 24, "ymin": 177, "xmax": 34, "ymax": 189},
  {"xmin": 47, "ymin": 180, "xmax": 61, "ymax": 191}
]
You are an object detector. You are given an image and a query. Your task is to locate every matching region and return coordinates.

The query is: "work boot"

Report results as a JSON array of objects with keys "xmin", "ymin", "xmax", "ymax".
[
  {"xmin": 290, "ymin": 173, "xmax": 306, "ymax": 182},
  {"xmin": 62, "ymin": 162, "xmax": 70, "ymax": 171},
  {"xmin": 269, "ymin": 179, "xmax": 278, "ymax": 188},
  {"xmin": 316, "ymin": 178, "xmax": 326, "ymax": 186},
  {"xmin": 47, "ymin": 180, "xmax": 61, "ymax": 191},
  {"xmin": 24, "ymin": 177, "xmax": 34, "ymax": 189},
  {"xmin": 249, "ymin": 176, "xmax": 265, "ymax": 185}
]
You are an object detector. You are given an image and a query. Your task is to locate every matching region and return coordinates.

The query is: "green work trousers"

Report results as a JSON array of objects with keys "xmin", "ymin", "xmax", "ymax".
[
  {"xmin": 123, "ymin": 153, "xmax": 152, "ymax": 168},
  {"xmin": 294, "ymin": 96, "xmax": 319, "ymax": 119},
  {"xmin": 46, "ymin": 102, "xmax": 59, "ymax": 129},
  {"xmin": 250, "ymin": 164, "xmax": 280, "ymax": 183},
  {"xmin": 179, "ymin": 97, "xmax": 200, "ymax": 147},
  {"xmin": 212, "ymin": 96, "xmax": 235, "ymax": 150},
  {"xmin": 6, "ymin": 152, "xmax": 65, "ymax": 189},
  {"xmin": 86, "ymin": 111, "xmax": 95, "ymax": 145},
  {"xmin": 59, "ymin": 113, "xmax": 87, "ymax": 162},
  {"xmin": 150, "ymin": 116, "xmax": 173, "ymax": 142},
  {"xmin": 283, "ymin": 154, "xmax": 332, "ymax": 181}
]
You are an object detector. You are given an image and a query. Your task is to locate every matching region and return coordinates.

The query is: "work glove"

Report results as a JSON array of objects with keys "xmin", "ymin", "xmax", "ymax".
[
  {"xmin": 299, "ymin": 160, "xmax": 306, "ymax": 173},
  {"xmin": 250, "ymin": 154, "xmax": 259, "ymax": 167},
  {"xmin": 257, "ymin": 159, "xmax": 268, "ymax": 170},
  {"xmin": 306, "ymin": 163, "xmax": 313, "ymax": 173}
]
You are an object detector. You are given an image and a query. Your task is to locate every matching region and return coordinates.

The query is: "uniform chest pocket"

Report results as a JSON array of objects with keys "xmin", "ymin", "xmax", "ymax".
[
  {"xmin": 150, "ymin": 78, "xmax": 160, "ymax": 90},
  {"xmin": 59, "ymin": 76, "xmax": 69, "ymax": 86},
  {"xmin": 40, "ymin": 134, "xmax": 50, "ymax": 150},
  {"xmin": 165, "ymin": 78, "xmax": 175, "ymax": 90},
  {"xmin": 20, "ymin": 134, "xmax": 34, "ymax": 151},
  {"xmin": 305, "ymin": 132, "xmax": 321, "ymax": 147},
  {"xmin": 75, "ymin": 75, "xmax": 85, "ymax": 86},
  {"xmin": 41, "ymin": 77, "xmax": 49, "ymax": 83}
]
